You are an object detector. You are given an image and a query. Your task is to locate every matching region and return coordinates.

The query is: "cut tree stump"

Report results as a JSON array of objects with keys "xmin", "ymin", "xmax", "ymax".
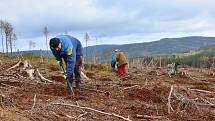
[{"xmin": 6, "ymin": 60, "xmax": 53, "ymax": 83}]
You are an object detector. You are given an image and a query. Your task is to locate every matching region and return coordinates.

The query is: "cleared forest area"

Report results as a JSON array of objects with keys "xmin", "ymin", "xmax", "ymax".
[{"xmin": 0, "ymin": 54, "xmax": 215, "ymax": 121}]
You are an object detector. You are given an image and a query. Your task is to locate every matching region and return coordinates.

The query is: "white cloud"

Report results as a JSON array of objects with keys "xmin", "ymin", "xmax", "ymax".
[{"xmin": 1, "ymin": 0, "xmax": 215, "ymax": 51}]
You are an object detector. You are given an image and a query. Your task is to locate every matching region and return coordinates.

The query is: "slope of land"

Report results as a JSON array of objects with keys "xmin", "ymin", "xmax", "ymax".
[
  {"xmin": 0, "ymin": 55, "xmax": 215, "ymax": 121},
  {"xmin": 85, "ymin": 36, "xmax": 215, "ymax": 58}
]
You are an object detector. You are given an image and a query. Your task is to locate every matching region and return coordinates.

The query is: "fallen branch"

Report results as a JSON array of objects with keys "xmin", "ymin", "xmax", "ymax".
[
  {"xmin": 81, "ymin": 71, "xmax": 90, "ymax": 81},
  {"xmin": 76, "ymin": 101, "xmax": 85, "ymax": 113},
  {"xmin": 36, "ymin": 69, "xmax": 53, "ymax": 83},
  {"xmin": 30, "ymin": 94, "xmax": 37, "ymax": 115},
  {"xmin": 167, "ymin": 85, "xmax": 174, "ymax": 114},
  {"xmin": 50, "ymin": 111, "xmax": 60, "ymax": 118},
  {"xmin": 6, "ymin": 60, "xmax": 22, "ymax": 71},
  {"xmin": 74, "ymin": 101, "xmax": 89, "ymax": 120},
  {"xmin": 136, "ymin": 114, "xmax": 165, "ymax": 119},
  {"xmin": 166, "ymin": 83, "xmax": 215, "ymax": 112},
  {"xmin": 195, "ymin": 102, "xmax": 215, "ymax": 107},
  {"xmin": 121, "ymin": 83, "xmax": 146, "ymax": 85},
  {"xmin": 188, "ymin": 88, "xmax": 213, "ymax": 94},
  {"xmin": 122, "ymin": 85, "xmax": 139, "ymax": 91},
  {"xmin": 201, "ymin": 97, "xmax": 214, "ymax": 105},
  {"xmin": 31, "ymin": 94, "xmax": 36, "ymax": 110},
  {"xmin": 77, "ymin": 112, "xmax": 88, "ymax": 119},
  {"xmin": 65, "ymin": 114, "xmax": 76, "ymax": 119},
  {"xmin": 184, "ymin": 72, "xmax": 209, "ymax": 82},
  {"xmin": 52, "ymin": 103, "xmax": 131, "ymax": 121}
]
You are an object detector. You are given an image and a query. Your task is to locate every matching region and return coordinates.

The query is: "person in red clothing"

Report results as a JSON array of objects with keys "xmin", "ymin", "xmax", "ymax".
[{"xmin": 114, "ymin": 49, "xmax": 128, "ymax": 76}]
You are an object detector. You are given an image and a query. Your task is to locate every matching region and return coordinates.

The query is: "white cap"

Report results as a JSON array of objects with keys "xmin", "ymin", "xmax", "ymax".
[{"xmin": 114, "ymin": 49, "xmax": 120, "ymax": 52}]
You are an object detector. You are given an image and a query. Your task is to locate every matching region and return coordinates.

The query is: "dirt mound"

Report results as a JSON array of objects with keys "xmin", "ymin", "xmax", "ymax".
[
  {"xmin": 48, "ymin": 65, "xmax": 60, "ymax": 71},
  {"xmin": 126, "ymin": 86, "xmax": 168, "ymax": 103},
  {"xmin": 39, "ymin": 84, "xmax": 71, "ymax": 96},
  {"xmin": 86, "ymin": 72, "xmax": 96, "ymax": 78},
  {"xmin": 50, "ymin": 76, "xmax": 65, "ymax": 82}
]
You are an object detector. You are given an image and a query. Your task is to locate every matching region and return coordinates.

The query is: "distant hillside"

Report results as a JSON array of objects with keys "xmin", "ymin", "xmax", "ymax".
[
  {"xmin": 13, "ymin": 50, "xmax": 53, "ymax": 56},
  {"xmin": 84, "ymin": 36, "xmax": 215, "ymax": 58},
  {"xmin": 13, "ymin": 36, "xmax": 215, "ymax": 59},
  {"xmin": 178, "ymin": 44, "xmax": 215, "ymax": 63}
]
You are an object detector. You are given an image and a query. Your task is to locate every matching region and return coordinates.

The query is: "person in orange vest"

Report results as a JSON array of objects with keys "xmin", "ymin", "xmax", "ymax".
[{"xmin": 114, "ymin": 49, "xmax": 128, "ymax": 76}]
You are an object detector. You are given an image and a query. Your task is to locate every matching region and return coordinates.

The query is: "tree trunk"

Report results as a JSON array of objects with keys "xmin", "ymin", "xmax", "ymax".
[
  {"xmin": 10, "ymin": 34, "xmax": 12, "ymax": 56},
  {"xmin": 0, "ymin": 27, "xmax": 4, "ymax": 53},
  {"xmin": 5, "ymin": 34, "xmax": 8, "ymax": 55}
]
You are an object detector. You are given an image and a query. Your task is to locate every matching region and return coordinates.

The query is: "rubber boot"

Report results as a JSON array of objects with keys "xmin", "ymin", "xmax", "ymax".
[
  {"xmin": 75, "ymin": 79, "xmax": 81, "ymax": 89},
  {"xmin": 67, "ymin": 78, "xmax": 73, "ymax": 89}
]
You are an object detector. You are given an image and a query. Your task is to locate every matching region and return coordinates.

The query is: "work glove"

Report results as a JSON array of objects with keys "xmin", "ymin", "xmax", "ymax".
[
  {"xmin": 63, "ymin": 74, "xmax": 67, "ymax": 80},
  {"xmin": 57, "ymin": 60, "xmax": 63, "ymax": 66}
]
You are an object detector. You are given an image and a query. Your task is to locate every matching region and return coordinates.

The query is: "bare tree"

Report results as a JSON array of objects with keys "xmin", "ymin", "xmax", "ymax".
[
  {"xmin": 84, "ymin": 33, "xmax": 90, "ymax": 64},
  {"xmin": 43, "ymin": 26, "xmax": 48, "ymax": 62},
  {"xmin": 8, "ymin": 32, "xmax": 17, "ymax": 55},
  {"xmin": 12, "ymin": 33, "xmax": 17, "ymax": 53},
  {"xmin": 29, "ymin": 40, "xmax": 36, "ymax": 52},
  {"xmin": 44, "ymin": 27, "xmax": 48, "ymax": 50},
  {"xmin": 3, "ymin": 21, "xmax": 13, "ymax": 55},
  {"xmin": 0, "ymin": 20, "xmax": 4, "ymax": 53},
  {"xmin": 40, "ymin": 49, "xmax": 44, "ymax": 63},
  {"xmin": 28, "ymin": 40, "xmax": 36, "ymax": 59}
]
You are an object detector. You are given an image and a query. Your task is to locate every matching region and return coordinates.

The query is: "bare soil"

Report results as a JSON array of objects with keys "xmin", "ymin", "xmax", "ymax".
[{"xmin": 0, "ymin": 57, "xmax": 215, "ymax": 121}]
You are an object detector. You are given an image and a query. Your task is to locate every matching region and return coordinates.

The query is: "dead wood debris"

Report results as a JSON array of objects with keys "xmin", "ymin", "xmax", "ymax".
[
  {"xmin": 52, "ymin": 102, "xmax": 132, "ymax": 121},
  {"xmin": 188, "ymin": 88, "xmax": 213, "ymax": 94},
  {"xmin": 167, "ymin": 85, "xmax": 174, "ymax": 114},
  {"xmin": 122, "ymin": 85, "xmax": 139, "ymax": 91},
  {"xmin": 6, "ymin": 60, "xmax": 22, "ymax": 71},
  {"xmin": 136, "ymin": 114, "xmax": 167, "ymax": 120},
  {"xmin": 167, "ymin": 85, "xmax": 215, "ymax": 114},
  {"xmin": 6, "ymin": 60, "xmax": 53, "ymax": 83}
]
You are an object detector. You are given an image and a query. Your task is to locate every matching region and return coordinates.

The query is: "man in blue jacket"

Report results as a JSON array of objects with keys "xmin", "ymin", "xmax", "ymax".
[{"xmin": 49, "ymin": 35, "xmax": 83, "ymax": 90}]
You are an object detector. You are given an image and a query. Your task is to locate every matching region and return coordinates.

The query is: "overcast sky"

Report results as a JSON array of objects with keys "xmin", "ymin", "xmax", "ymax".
[{"xmin": 1, "ymin": 0, "xmax": 215, "ymax": 51}]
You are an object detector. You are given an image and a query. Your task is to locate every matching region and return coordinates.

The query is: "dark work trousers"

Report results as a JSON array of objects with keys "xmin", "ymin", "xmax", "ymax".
[
  {"xmin": 74, "ymin": 56, "xmax": 82, "ymax": 88},
  {"xmin": 62, "ymin": 55, "xmax": 82, "ymax": 88}
]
